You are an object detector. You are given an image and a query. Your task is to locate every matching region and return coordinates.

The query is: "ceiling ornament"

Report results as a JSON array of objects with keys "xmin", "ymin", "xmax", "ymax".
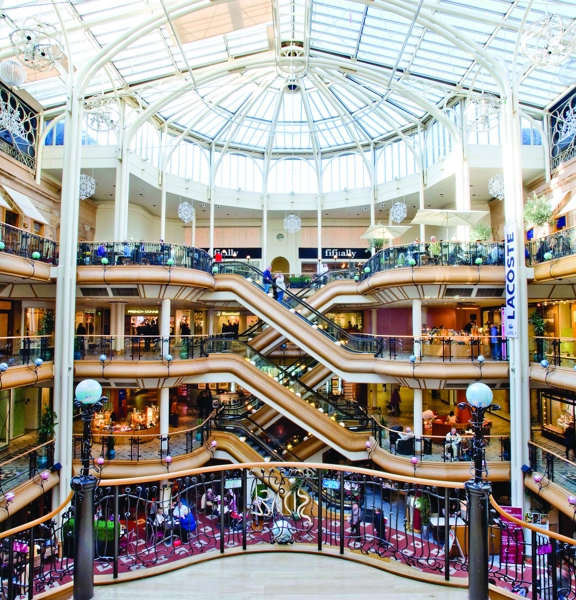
[
  {"xmin": 0, "ymin": 101, "xmax": 26, "ymax": 138},
  {"xmin": 465, "ymin": 94, "xmax": 501, "ymax": 132},
  {"xmin": 283, "ymin": 213, "xmax": 301, "ymax": 234},
  {"xmin": 79, "ymin": 174, "xmax": 96, "ymax": 200},
  {"xmin": 178, "ymin": 201, "xmax": 194, "ymax": 224},
  {"xmin": 0, "ymin": 60, "xmax": 26, "ymax": 87},
  {"xmin": 560, "ymin": 109, "xmax": 576, "ymax": 140},
  {"xmin": 521, "ymin": 14, "xmax": 576, "ymax": 68},
  {"xmin": 84, "ymin": 94, "xmax": 121, "ymax": 131},
  {"xmin": 277, "ymin": 43, "xmax": 308, "ymax": 78},
  {"xmin": 10, "ymin": 18, "xmax": 64, "ymax": 72},
  {"xmin": 390, "ymin": 202, "xmax": 407, "ymax": 224},
  {"xmin": 488, "ymin": 174, "xmax": 505, "ymax": 201}
]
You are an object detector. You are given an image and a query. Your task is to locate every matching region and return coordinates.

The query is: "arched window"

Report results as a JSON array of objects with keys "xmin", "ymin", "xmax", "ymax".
[
  {"xmin": 322, "ymin": 153, "xmax": 370, "ymax": 192},
  {"xmin": 376, "ymin": 139, "xmax": 418, "ymax": 183},
  {"xmin": 214, "ymin": 153, "xmax": 263, "ymax": 192},
  {"xmin": 130, "ymin": 121, "xmax": 161, "ymax": 167},
  {"xmin": 267, "ymin": 159, "xmax": 318, "ymax": 194},
  {"xmin": 167, "ymin": 139, "xmax": 210, "ymax": 185}
]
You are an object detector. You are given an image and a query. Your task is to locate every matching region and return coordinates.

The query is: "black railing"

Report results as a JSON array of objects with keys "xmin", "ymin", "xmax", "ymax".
[
  {"xmin": 528, "ymin": 226, "xmax": 576, "ymax": 265},
  {"xmin": 0, "ymin": 222, "xmax": 58, "ymax": 264},
  {"xmin": 528, "ymin": 440, "xmax": 576, "ymax": 496},
  {"xmin": 77, "ymin": 241, "xmax": 212, "ymax": 273},
  {"xmin": 0, "ymin": 441, "xmax": 55, "ymax": 496}
]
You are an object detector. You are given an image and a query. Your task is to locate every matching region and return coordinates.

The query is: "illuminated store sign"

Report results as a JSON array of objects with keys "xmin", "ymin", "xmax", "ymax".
[
  {"xmin": 298, "ymin": 248, "xmax": 367, "ymax": 259},
  {"xmin": 127, "ymin": 309, "xmax": 159, "ymax": 315},
  {"xmin": 202, "ymin": 248, "xmax": 262, "ymax": 259}
]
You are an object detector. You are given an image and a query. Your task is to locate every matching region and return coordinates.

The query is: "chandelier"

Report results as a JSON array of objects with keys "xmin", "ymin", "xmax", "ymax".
[
  {"xmin": 178, "ymin": 201, "xmax": 194, "ymax": 224},
  {"xmin": 283, "ymin": 213, "xmax": 301, "ymax": 234},
  {"xmin": 465, "ymin": 94, "xmax": 501, "ymax": 132},
  {"xmin": 0, "ymin": 60, "xmax": 26, "ymax": 87},
  {"xmin": 390, "ymin": 202, "xmax": 407, "ymax": 224},
  {"xmin": 10, "ymin": 18, "xmax": 64, "ymax": 72},
  {"xmin": 559, "ymin": 58, "xmax": 576, "ymax": 85},
  {"xmin": 0, "ymin": 101, "xmax": 26, "ymax": 138},
  {"xmin": 84, "ymin": 94, "xmax": 120, "ymax": 132},
  {"xmin": 79, "ymin": 174, "xmax": 96, "ymax": 200},
  {"xmin": 521, "ymin": 14, "xmax": 576, "ymax": 68},
  {"xmin": 488, "ymin": 174, "xmax": 505, "ymax": 201}
]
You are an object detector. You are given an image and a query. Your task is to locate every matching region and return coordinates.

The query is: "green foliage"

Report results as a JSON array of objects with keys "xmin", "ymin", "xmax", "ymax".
[
  {"xmin": 414, "ymin": 496, "xmax": 431, "ymax": 525},
  {"xmin": 378, "ymin": 414, "xmax": 389, "ymax": 428},
  {"xmin": 471, "ymin": 222, "xmax": 493, "ymax": 241},
  {"xmin": 95, "ymin": 519, "xmax": 121, "ymax": 542},
  {"xmin": 38, "ymin": 311, "xmax": 55, "ymax": 335},
  {"xmin": 397, "ymin": 253, "xmax": 405, "ymax": 266},
  {"xmin": 528, "ymin": 310, "xmax": 546, "ymax": 336},
  {"xmin": 524, "ymin": 192, "xmax": 553, "ymax": 228},
  {"xmin": 37, "ymin": 407, "xmax": 57, "ymax": 444}
]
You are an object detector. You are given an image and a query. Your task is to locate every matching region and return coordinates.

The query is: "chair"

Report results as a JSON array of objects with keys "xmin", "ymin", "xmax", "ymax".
[
  {"xmin": 396, "ymin": 438, "xmax": 415, "ymax": 455},
  {"xmin": 389, "ymin": 426, "xmax": 403, "ymax": 452}
]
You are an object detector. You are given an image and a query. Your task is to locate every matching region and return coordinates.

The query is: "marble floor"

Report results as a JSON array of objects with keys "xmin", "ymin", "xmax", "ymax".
[{"xmin": 92, "ymin": 553, "xmax": 467, "ymax": 600}]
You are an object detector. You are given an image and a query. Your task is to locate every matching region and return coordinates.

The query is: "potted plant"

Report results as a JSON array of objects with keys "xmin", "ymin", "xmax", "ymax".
[
  {"xmin": 414, "ymin": 496, "xmax": 431, "ymax": 537},
  {"xmin": 528, "ymin": 310, "xmax": 546, "ymax": 362},
  {"xmin": 38, "ymin": 311, "xmax": 55, "ymax": 360},
  {"xmin": 37, "ymin": 407, "xmax": 57, "ymax": 446},
  {"xmin": 95, "ymin": 519, "xmax": 121, "ymax": 557}
]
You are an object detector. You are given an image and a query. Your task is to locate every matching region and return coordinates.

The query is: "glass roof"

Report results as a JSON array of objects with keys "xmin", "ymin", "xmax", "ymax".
[{"xmin": 0, "ymin": 0, "xmax": 574, "ymax": 153}]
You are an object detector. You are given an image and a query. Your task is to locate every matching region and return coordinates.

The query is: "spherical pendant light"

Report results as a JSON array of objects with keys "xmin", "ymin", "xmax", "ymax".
[
  {"xmin": 390, "ymin": 202, "xmax": 407, "ymax": 224},
  {"xmin": 283, "ymin": 213, "xmax": 301, "ymax": 234},
  {"xmin": 79, "ymin": 174, "xmax": 96, "ymax": 200},
  {"xmin": 0, "ymin": 60, "xmax": 26, "ymax": 87},
  {"xmin": 178, "ymin": 201, "xmax": 194, "ymax": 224}
]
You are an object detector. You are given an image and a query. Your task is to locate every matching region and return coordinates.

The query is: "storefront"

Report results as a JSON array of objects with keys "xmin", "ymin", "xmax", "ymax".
[
  {"xmin": 213, "ymin": 310, "xmax": 257, "ymax": 336},
  {"xmin": 325, "ymin": 311, "xmax": 364, "ymax": 333},
  {"xmin": 539, "ymin": 390, "xmax": 576, "ymax": 443}
]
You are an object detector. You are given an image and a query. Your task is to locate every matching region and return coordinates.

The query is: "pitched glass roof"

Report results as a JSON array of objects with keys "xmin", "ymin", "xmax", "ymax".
[{"xmin": 0, "ymin": 0, "xmax": 574, "ymax": 153}]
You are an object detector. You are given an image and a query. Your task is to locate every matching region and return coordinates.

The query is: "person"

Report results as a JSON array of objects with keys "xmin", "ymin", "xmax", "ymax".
[
  {"xmin": 348, "ymin": 501, "xmax": 361, "ymax": 536},
  {"xmin": 120, "ymin": 241, "xmax": 131, "ymax": 264},
  {"xmin": 172, "ymin": 499, "xmax": 191, "ymax": 541},
  {"xmin": 201, "ymin": 488, "xmax": 215, "ymax": 514},
  {"xmin": 97, "ymin": 242, "xmax": 106, "ymax": 260},
  {"xmin": 321, "ymin": 262, "xmax": 329, "ymax": 285},
  {"xmin": 389, "ymin": 388, "xmax": 401, "ymax": 416},
  {"xmin": 275, "ymin": 273, "xmax": 286, "ymax": 304},
  {"xmin": 76, "ymin": 322, "xmax": 86, "ymax": 336},
  {"xmin": 372, "ymin": 507, "xmax": 386, "ymax": 545},
  {"xmin": 564, "ymin": 423, "xmax": 576, "ymax": 461},
  {"xmin": 197, "ymin": 388, "xmax": 213, "ymax": 420},
  {"xmin": 153, "ymin": 506, "xmax": 165, "ymax": 527},
  {"xmin": 262, "ymin": 265, "xmax": 272, "ymax": 294},
  {"xmin": 445, "ymin": 427, "xmax": 461, "ymax": 461},
  {"xmin": 170, "ymin": 398, "xmax": 179, "ymax": 427},
  {"xmin": 463, "ymin": 319, "xmax": 476, "ymax": 335},
  {"xmin": 180, "ymin": 318, "xmax": 191, "ymax": 337},
  {"xmin": 446, "ymin": 410, "xmax": 457, "ymax": 425},
  {"xmin": 399, "ymin": 426, "xmax": 413, "ymax": 442},
  {"xmin": 490, "ymin": 322, "xmax": 501, "ymax": 360}
]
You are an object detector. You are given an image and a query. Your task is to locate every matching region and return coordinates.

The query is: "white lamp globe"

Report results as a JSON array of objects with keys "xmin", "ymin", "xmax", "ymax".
[
  {"xmin": 75, "ymin": 379, "xmax": 103, "ymax": 405},
  {"xmin": 466, "ymin": 382, "xmax": 493, "ymax": 409}
]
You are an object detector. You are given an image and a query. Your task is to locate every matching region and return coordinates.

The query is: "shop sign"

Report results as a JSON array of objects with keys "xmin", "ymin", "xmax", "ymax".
[
  {"xmin": 202, "ymin": 247, "xmax": 262, "ymax": 259},
  {"xmin": 127, "ymin": 308, "xmax": 159, "ymax": 315},
  {"xmin": 322, "ymin": 479, "xmax": 340, "ymax": 490},
  {"xmin": 225, "ymin": 478, "xmax": 242, "ymax": 489},
  {"xmin": 298, "ymin": 248, "xmax": 368, "ymax": 260},
  {"xmin": 500, "ymin": 506, "xmax": 523, "ymax": 564},
  {"xmin": 504, "ymin": 224, "xmax": 518, "ymax": 338}
]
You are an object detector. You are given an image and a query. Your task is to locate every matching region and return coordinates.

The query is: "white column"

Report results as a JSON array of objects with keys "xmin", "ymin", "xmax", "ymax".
[
  {"xmin": 114, "ymin": 101, "xmax": 128, "ymax": 241},
  {"xmin": 371, "ymin": 309, "xmax": 377, "ymax": 335},
  {"xmin": 111, "ymin": 304, "xmax": 126, "ymax": 354},
  {"xmin": 412, "ymin": 299, "xmax": 423, "ymax": 438},
  {"xmin": 207, "ymin": 309, "xmax": 214, "ymax": 335},
  {"xmin": 52, "ymin": 97, "xmax": 83, "ymax": 508},
  {"xmin": 317, "ymin": 194, "xmax": 322, "ymax": 261},
  {"xmin": 161, "ymin": 298, "xmax": 171, "ymax": 352},
  {"xmin": 262, "ymin": 194, "xmax": 268, "ymax": 267},
  {"xmin": 159, "ymin": 388, "xmax": 170, "ymax": 450},
  {"xmin": 160, "ymin": 179, "xmax": 167, "ymax": 241},
  {"xmin": 209, "ymin": 146, "xmax": 215, "ymax": 255}
]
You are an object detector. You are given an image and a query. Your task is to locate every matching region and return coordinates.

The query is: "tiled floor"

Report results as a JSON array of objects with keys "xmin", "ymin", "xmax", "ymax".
[{"xmin": 91, "ymin": 547, "xmax": 467, "ymax": 600}]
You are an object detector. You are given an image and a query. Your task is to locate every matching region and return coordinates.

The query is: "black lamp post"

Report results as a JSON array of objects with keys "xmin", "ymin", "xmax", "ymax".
[
  {"xmin": 458, "ymin": 382, "xmax": 500, "ymax": 600},
  {"xmin": 71, "ymin": 379, "xmax": 105, "ymax": 600}
]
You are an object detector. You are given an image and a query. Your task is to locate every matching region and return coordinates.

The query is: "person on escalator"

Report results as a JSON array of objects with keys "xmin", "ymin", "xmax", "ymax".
[
  {"xmin": 263, "ymin": 266, "xmax": 273, "ymax": 294},
  {"xmin": 275, "ymin": 273, "xmax": 286, "ymax": 304}
]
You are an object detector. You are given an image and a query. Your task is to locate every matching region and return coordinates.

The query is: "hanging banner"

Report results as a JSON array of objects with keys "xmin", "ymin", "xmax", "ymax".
[
  {"xmin": 500, "ymin": 506, "xmax": 523, "ymax": 564},
  {"xmin": 504, "ymin": 224, "xmax": 518, "ymax": 338}
]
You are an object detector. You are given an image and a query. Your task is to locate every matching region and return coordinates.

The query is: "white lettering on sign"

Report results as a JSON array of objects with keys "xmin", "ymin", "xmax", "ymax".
[{"xmin": 504, "ymin": 224, "xmax": 518, "ymax": 338}]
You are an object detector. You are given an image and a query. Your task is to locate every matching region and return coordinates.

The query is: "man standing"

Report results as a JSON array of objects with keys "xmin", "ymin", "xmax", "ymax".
[
  {"xmin": 262, "ymin": 265, "xmax": 272, "ymax": 294},
  {"xmin": 490, "ymin": 322, "xmax": 501, "ymax": 360},
  {"xmin": 445, "ymin": 428, "xmax": 461, "ymax": 461}
]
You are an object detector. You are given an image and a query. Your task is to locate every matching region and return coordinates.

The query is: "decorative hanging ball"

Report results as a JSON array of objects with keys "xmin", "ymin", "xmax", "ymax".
[
  {"xmin": 408, "ymin": 258, "xmax": 416, "ymax": 266},
  {"xmin": 178, "ymin": 201, "xmax": 194, "ymax": 224},
  {"xmin": 0, "ymin": 242, "xmax": 5, "ymax": 250},
  {"xmin": 31, "ymin": 251, "xmax": 40, "ymax": 260},
  {"xmin": 283, "ymin": 213, "xmax": 302, "ymax": 234},
  {"xmin": 475, "ymin": 258, "xmax": 483, "ymax": 265},
  {"xmin": 166, "ymin": 258, "xmax": 175, "ymax": 266},
  {"xmin": 0, "ymin": 60, "xmax": 26, "ymax": 87},
  {"xmin": 364, "ymin": 266, "xmax": 370, "ymax": 273},
  {"xmin": 390, "ymin": 202, "xmax": 407, "ymax": 223},
  {"xmin": 521, "ymin": 14, "xmax": 576, "ymax": 68},
  {"xmin": 79, "ymin": 174, "xmax": 96, "ymax": 200},
  {"xmin": 488, "ymin": 174, "xmax": 505, "ymax": 201},
  {"xmin": 543, "ymin": 252, "xmax": 553, "ymax": 261},
  {"xmin": 101, "ymin": 257, "xmax": 108, "ymax": 265}
]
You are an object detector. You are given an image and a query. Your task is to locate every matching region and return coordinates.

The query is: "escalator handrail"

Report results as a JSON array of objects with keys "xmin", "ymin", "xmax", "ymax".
[
  {"xmin": 218, "ymin": 262, "xmax": 379, "ymax": 352},
  {"xmin": 202, "ymin": 336, "xmax": 366, "ymax": 420}
]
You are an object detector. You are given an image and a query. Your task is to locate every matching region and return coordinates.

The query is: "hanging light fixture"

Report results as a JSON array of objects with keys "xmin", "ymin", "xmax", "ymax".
[
  {"xmin": 488, "ymin": 174, "xmax": 505, "ymax": 201},
  {"xmin": 178, "ymin": 201, "xmax": 194, "ymax": 224},
  {"xmin": 283, "ymin": 213, "xmax": 301, "ymax": 234},
  {"xmin": 79, "ymin": 174, "xmax": 96, "ymax": 200},
  {"xmin": 10, "ymin": 18, "xmax": 64, "ymax": 72},
  {"xmin": 390, "ymin": 202, "xmax": 407, "ymax": 223},
  {"xmin": 84, "ymin": 94, "xmax": 120, "ymax": 132},
  {"xmin": 0, "ymin": 101, "xmax": 26, "ymax": 138},
  {"xmin": 0, "ymin": 60, "xmax": 26, "ymax": 87},
  {"xmin": 465, "ymin": 94, "xmax": 501, "ymax": 132},
  {"xmin": 521, "ymin": 14, "xmax": 576, "ymax": 68}
]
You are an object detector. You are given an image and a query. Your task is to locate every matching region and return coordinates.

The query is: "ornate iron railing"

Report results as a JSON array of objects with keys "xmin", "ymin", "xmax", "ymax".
[{"xmin": 0, "ymin": 223, "xmax": 57, "ymax": 265}]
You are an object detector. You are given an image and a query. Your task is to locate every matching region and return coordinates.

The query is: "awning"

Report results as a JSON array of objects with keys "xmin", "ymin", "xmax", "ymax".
[
  {"xmin": 2, "ymin": 185, "xmax": 49, "ymax": 225},
  {"xmin": 0, "ymin": 196, "xmax": 10, "ymax": 210}
]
